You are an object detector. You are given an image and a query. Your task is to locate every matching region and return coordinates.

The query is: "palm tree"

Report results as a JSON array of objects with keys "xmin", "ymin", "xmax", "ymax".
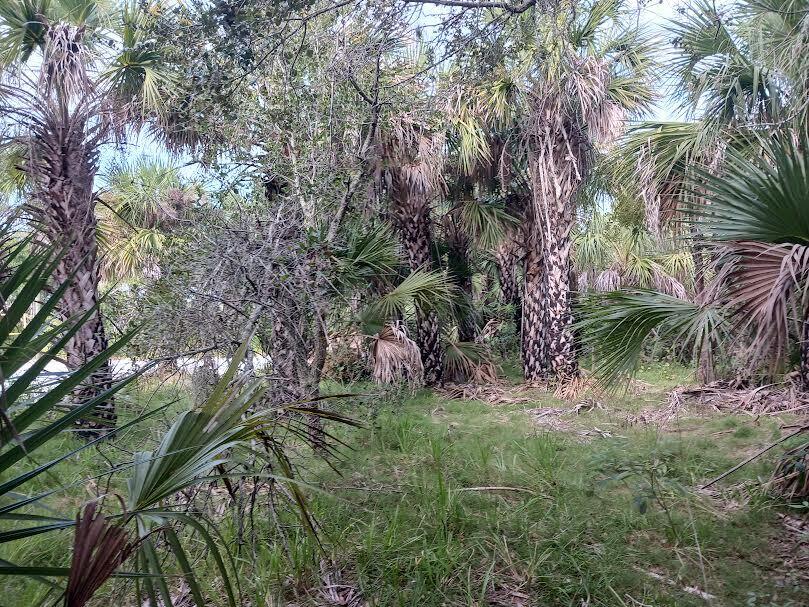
[
  {"xmin": 0, "ymin": 0, "xmax": 171, "ymax": 434},
  {"xmin": 443, "ymin": 87, "xmax": 523, "ymax": 342},
  {"xmin": 99, "ymin": 160, "xmax": 195, "ymax": 282},
  {"xmin": 518, "ymin": 0, "xmax": 655, "ymax": 380},
  {"xmin": 581, "ymin": 134, "xmax": 809, "ymax": 391},
  {"xmin": 382, "ymin": 117, "xmax": 447, "ymax": 385}
]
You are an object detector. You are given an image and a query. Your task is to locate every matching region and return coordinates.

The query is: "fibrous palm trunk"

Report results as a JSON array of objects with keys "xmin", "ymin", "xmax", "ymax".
[
  {"xmin": 494, "ymin": 237, "xmax": 522, "ymax": 335},
  {"xmin": 521, "ymin": 220, "xmax": 546, "ymax": 380},
  {"xmin": 28, "ymin": 103, "xmax": 114, "ymax": 436},
  {"xmin": 524, "ymin": 118, "xmax": 587, "ymax": 380},
  {"xmin": 392, "ymin": 188, "xmax": 443, "ymax": 385},
  {"xmin": 800, "ymin": 311, "xmax": 809, "ymax": 392},
  {"xmin": 541, "ymin": 213, "xmax": 578, "ymax": 378},
  {"xmin": 446, "ymin": 220, "xmax": 476, "ymax": 342}
]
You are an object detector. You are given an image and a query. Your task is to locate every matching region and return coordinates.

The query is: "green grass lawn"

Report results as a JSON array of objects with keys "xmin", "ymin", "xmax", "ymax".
[{"xmin": 2, "ymin": 365, "xmax": 807, "ymax": 606}]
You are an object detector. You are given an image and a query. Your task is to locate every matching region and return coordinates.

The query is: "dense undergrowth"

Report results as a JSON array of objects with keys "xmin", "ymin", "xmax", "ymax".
[{"xmin": 3, "ymin": 364, "xmax": 806, "ymax": 606}]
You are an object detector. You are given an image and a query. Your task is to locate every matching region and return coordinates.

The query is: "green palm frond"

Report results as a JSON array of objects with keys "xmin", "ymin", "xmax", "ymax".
[
  {"xmin": 101, "ymin": 1, "xmax": 175, "ymax": 114},
  {"xmin": 104, "ymin": 158, "xmax": 185, "ymax": 225},
  {"xmin": 459, "ymin": 197, "xmax": 516, "ymax": 250},
  {"xmin": 572, "ymin": 0, "xmax": 620, "ymax": 49},
  {"xmin": 333, "ymin": 224, "xmax": 401, "ymax": 287},
  {"xmin": 106, "ymin": 227, "xmax": 165, "ymax": 281},
  {"xmin": 0, "ymin": 0, "xmax": 51, "ymax": 65},
  {"xmin": 448, "ymin": 100, "xmax": 491, "ymax": 176},
  {"xmin": 692, "ymin": 133, "xmax": 809, "ymax": 245},
  {"xmin": 668, "ymin": 0, "xmax": 784, "ymax": 123},
  {"xmin": 0, "ymin": 144, "xmax": 28, "ymax": 200},
  {"xmin": 577, "ymin": 289, "xmax": 724, "ymax": 387},
  {"xmin": 574, "ymin": 213, "xmax": 613, "ymax": 272},
  {"xmin": 371, "ymin": 269, "xmax": 456, "ymax": 320},
  {"xmin": 443, "ymin": 338, "xmax": 499, "ymax": 383}
]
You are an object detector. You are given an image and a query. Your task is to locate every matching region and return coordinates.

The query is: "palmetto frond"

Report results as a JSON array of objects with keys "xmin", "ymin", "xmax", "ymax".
[
  {"xmin": 104, "ymin": 158, "xmax": 188, "ymax": 226},
  {"xmin": 693, "ymin": 134, "xmax": 809, "ymax": 245},
  {"xmin": 102, "ymin": 1, "xmax": 175, "ymax": 116},
  {"xmin": 577, "ymin": 289, "xmax": 725, "ymax": 387},
  {"xmin": 446, "ymin": 91, "xmax": 491, "ymax": 177},
  {"xmin": 690, "ymin": 133, "xmax": 809, "ymax": 364},
  {"xmin": 333, "ymin": 224, "xmax": 401, "ymax": 288},
  {"xmin": 371, "ymin": 322, "xmax": 423, "ymax": 385},
  {"xmin": 103, "ymin": 226, "xmax": 165, "ymax": 281},
  {"xmin": 458, "ymin": 197, "xmax": 516, "ymax": 250},
  {"xmin": 669, "ymin": 0, "xmax": 786, "ymax": 124},
  {"xmin": 66, "ymin": 503, "xmax": 137, "ymax": 607},
  {"xmin": 0, "ymin": 0, "xmax": 49, "ymax": 65},
  {"xmin": 443, "ymin": 338, "xmax": 500, "ymax": 383},
  {"xmin": 723, "ymin": 241, "xmax": 809, "ymax": 361},
  {"xmin": 371, "ymin": 269, "xmax": 456, "ymax": 320}
]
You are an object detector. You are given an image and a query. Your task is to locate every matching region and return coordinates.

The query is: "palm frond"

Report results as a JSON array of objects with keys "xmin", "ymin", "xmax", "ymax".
[
  {"xmin": 692, "ymin": 133, "xmax": 809, "ymax": 245},
  {"xmin": 371, "ymin": 323, "xmax": 423, "ymax": 385},
  {"xmin": 577, "ymin": 289, "xmax": 724, "ymax": 387},
  {"xmin": 443, "ymin": 338, "xmax": 500, "ymax": 383},
  {"xmin": 371, "ymin": 269, "xmax": 456, "ymax": 320},
  {"xmin": 458, "ymin": 197, "xmax": 516, "ymax": 250}
]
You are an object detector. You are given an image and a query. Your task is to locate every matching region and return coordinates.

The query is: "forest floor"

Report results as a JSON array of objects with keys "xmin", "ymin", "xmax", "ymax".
[
  {"xmin": 297, "ymin": 363, "xmax": 808, "ymax": 607},
  {"xmin": 4, "ymin": 363, "xmax": 808, "ymax": 607}
]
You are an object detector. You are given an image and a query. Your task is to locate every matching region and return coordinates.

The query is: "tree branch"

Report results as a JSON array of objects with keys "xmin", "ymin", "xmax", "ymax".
[{"xmin": 401, "ymin": 0, "xmax": 536, "ymax": 13}]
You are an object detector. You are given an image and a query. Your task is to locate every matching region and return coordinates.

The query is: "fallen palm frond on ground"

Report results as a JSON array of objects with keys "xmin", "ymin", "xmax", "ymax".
[
  {"xmin": 443, "ymin": 339, "xmax": 501, "ymax": 383},
  {"xmin": 436, "ymin": 383, "xmax": 532, "ymax": 405},
  {"xmin": 770, "ymin": 441, "xmax": 809, "ymax": 500},
  {"xmin": 669, "ymin": 381, "xmax": 809, "ymax": 416},
  {"xmin": 318, "ymin": 560, "xmax": 366, "ymax": 607}
]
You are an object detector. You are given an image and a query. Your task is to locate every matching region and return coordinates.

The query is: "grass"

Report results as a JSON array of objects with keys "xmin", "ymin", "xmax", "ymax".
[{"xmin": 1, "ymin": 365, "xmax": 807, "ymax": 606}]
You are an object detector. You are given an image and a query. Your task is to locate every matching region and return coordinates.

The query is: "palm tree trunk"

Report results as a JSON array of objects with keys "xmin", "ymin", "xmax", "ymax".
[
  {"xmin": 447, "ymin": 227, "xmax": 476, "ymax": 342},
  {"xmin": 542, "ymin": 224, "xmax": 578, "ymax": 378},
  {"xmin": 394, "ymin": 193, "xmax": 443, "ymax": 386},
  {"xmin": 494, "ymin": 238, "xmax": 521, "ymax": 334},
  {"xmin": 521, "ymin": 223, "xmax": 546, "ymax": 380},
  {"xmin": 800, "ymin": 309, "xmax": 809, "ymax": 392},
  {"xmin": 29, "ymin": 105, "xmax": 114, "ymax": 436}
]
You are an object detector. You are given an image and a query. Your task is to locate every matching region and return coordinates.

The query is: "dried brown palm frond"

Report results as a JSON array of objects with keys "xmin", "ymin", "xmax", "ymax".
[
  {"xmin": 66, "ymin": 503, "xmax": 138, "ymax": 607},
  {"xmin": 553, "ymin": 373, "xmax": 593, "ymax": 401},
  {"xmin": 637, "ymin": 142, "xmax": 662, "ymax": 238},
  {"xmin": 724, "ymin": 241, "xmax": 809, "ymax": 364},
  {"xmin": 653, "ymin": 272, "xmax": 688, "ymax": 301},
  {"xmin": 475, "ymin": 318, "xmax": 502, "ymax": 343},
  {"xmin": 371, "ymin": 323, "xmax": 423, "ymax": 386},
  {"xmin": 383, "ymin": 115, "xmax": 446, "ymax": 198},
  {"xmin": 40, "ymin": 22, "xmax": 92, "ymax": 99},
  {"xmin": 594, "ymin": 268, "xmax": 621, "ymax": 292},
  {"xmin": 443, "ymin": 339, "xmax": 500, "ymax": 383}
]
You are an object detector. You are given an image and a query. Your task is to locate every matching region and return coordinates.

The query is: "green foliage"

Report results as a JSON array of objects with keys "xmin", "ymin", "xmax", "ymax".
[
  {"xmin": 693, "ymin": 134, "xmax": 809, "ymax": 245},
  {"xmin": 0, "ymin": 224, "xmax": 141, "ymax": 591},
  {"xmin": 370, "ymin": 269, "xmax": 456, "ymax": 321},
  {"xmin": 577, "ymin": 290, "xmax": 725, "ymax": 387}
]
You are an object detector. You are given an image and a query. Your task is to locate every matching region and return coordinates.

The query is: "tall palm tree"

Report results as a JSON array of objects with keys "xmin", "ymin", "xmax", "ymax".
[
  {"xmin": 382, "ymin": 117, "xmax": 447, "ymax": 385},
  {"xmin": 518, "ymin": 0, "xmax": 655, "ymax": 380},
  {"xmin": 0, "ymin": 0, "xmax": 171, "ymax": 433}
]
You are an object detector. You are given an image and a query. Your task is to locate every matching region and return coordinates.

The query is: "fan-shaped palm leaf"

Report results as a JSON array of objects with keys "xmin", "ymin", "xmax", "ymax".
[{"xmin": 577, "ymin": 289, "xmax": 725, "ymax": 387}]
